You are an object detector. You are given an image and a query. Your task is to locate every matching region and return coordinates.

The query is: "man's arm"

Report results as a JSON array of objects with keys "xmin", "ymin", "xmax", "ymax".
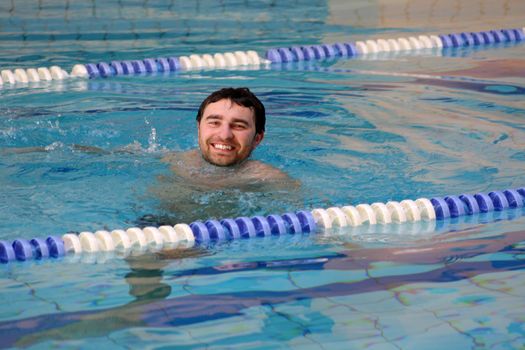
[{"xmin": 1, "ymin": 144, "xmax": 109, "ymax": 155}]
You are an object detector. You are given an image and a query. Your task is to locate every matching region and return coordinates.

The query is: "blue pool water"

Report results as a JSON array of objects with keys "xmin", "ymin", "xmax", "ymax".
[{"xmin": 1, "ymin": 0, "xmax": 525, "ymax": 348}]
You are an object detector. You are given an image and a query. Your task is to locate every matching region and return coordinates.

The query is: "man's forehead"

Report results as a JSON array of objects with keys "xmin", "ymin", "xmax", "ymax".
[{"xmin": 202, "ymin": 99, "xmax": 255, "ymax": 120}]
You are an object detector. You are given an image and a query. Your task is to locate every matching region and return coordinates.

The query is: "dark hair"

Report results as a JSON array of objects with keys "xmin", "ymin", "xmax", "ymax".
[{"xmin": 196, "ymin": 87, "xmax": 265, "ymax": 134}]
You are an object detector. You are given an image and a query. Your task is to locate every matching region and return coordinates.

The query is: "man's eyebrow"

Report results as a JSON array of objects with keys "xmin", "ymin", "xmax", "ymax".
[
  {"xmin": 204, "ymin": 115, "xmax": 250, "ymax": 125},
  {"xmin": 203, "ymin": 114, "xmax": 223, "ymax": 120}
]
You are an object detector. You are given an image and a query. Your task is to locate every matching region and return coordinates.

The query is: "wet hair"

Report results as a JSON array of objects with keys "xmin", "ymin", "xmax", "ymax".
[{"xmin": 196, "ymin": 87, "xmax": 266, "ymax": 134}]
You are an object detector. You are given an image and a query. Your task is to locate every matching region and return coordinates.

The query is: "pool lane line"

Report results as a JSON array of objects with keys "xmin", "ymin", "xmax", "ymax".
[
  {"xmin": 265, "ymin": 27, "xmax": 525, "ymax": 63},
  {"xmin": 1, "ymin": 187, "xmax": 524, "ymax": 264},
  {"xmin": 0, "ymin": 50, "xmax": 270, "ymax": 87},
  {"xmin": 1, "ymin": 27, "xmax": 523, "ymax": 87},
  {"xmin": 70, "ymin": 50, "xmax": 270, "ymax": 79}
]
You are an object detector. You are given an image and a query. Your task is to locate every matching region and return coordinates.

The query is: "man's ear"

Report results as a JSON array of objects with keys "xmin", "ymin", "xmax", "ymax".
[{"xmin": 253, "ymin": 132, "xmax": 264, "ymax": 147}]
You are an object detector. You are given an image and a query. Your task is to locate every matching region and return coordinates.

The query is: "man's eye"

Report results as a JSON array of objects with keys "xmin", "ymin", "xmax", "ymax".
[
  {"xmin": 233, "ymin": 124, "xmax": 247, "ymax": 129},
  {"xmin": 208, "ymin": 121, "xmax": 220, "ymax": 126}
]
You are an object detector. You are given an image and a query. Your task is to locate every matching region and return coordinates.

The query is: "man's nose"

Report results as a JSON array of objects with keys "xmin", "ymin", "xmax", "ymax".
[{"xmin": 218, "ymin": 124, "xmax": 233, "ymax": 139}]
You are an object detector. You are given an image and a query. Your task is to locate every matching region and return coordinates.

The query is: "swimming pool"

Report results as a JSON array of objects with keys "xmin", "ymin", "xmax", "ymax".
[{"xmin": 1, "ymin": 0, "xmax": 525, "ymax": 348}]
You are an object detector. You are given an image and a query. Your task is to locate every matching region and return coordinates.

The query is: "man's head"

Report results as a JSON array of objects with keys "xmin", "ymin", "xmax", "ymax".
[{"xmin": 196, "ymin": 87, "xmax": 265, "ymax": 167}]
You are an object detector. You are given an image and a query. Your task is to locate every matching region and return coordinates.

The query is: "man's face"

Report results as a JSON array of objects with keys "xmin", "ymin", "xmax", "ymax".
[{"xmin": 198, "ymin": 98, "xmax": 264, "ymax": 167}]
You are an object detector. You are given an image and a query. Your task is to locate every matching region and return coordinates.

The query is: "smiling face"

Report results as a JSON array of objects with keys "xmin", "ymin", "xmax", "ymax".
[{"xmin": 198, "ymin": 98, "xmax": 264, "ymax": 167}]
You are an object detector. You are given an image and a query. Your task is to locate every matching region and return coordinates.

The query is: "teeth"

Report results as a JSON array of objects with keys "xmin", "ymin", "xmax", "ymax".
[{"xmin": 214, "ymin": 143, "xmax": 232, "ymax": 150}]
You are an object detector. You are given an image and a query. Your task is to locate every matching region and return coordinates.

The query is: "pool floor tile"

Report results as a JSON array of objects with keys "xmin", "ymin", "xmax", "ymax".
[{"xmin": 289, "ymin": 269, "xmax": 368, "ymax": 289}]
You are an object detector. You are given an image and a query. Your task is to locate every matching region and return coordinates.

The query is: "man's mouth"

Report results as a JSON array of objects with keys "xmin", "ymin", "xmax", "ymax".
[{"xmin": 211, "ymin": 143, "xmax": 234, "ymax": 151}]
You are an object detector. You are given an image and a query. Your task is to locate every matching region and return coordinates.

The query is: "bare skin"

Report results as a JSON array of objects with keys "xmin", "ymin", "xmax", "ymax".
[{"xmin": 162, "ymin": 149, "xmax": 295, "ymax": 190}]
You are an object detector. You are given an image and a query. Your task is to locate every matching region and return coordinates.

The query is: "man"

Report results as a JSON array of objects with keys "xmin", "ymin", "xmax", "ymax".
[
  {"xmin": 149, "ymin": 87, "xmax": 301, "ymax": 224},
  {"xmin": 162, "ymin": 87, "xmax": 294, "ymax": 188}
]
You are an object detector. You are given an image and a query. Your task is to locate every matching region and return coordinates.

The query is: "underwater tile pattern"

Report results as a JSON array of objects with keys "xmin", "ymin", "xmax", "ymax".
[{"xmin": 89, "ymin": 270, "xmax": 524, "ymax": 349}]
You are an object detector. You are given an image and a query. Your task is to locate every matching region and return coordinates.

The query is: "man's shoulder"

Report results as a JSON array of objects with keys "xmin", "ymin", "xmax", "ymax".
[
  {"xmin": 239, "ymin": 160, "xmax": 300, "ymax": 189},
  {"xmin": 162, "ymin": 149, "xmax": 299, "ymax": 188},
  {"xmin": 162, "ymin": 149, "xmax": 203, "ymax": 168},
  {"xmin": 241, "ymin": 160, "xmax": 290, "ymax": 181}
]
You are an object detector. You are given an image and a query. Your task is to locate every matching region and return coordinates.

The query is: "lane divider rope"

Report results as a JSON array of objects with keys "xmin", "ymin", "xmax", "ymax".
[
  {"xmin": 1, "ymin": 187, "xmax": 523, "ymax": 264},
  {"xmin": 70, "ymin": 50, "xmax": 270, "ymax": 79},
  {"xmin": 265, "ymin": 27, "xmax": 525, "ymax": 62},
  {"xmin": 0, "ymin": 50, "xmax": 269, "ymax": 86},
  {"xmin": 1, "ymin": 27, "xmax": 523, "ymax": 87}
]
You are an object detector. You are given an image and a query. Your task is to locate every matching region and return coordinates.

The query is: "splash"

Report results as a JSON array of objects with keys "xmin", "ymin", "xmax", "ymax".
[{"xmin": 144, "ymin": 118, "xmax": 166, "ymax": 154}]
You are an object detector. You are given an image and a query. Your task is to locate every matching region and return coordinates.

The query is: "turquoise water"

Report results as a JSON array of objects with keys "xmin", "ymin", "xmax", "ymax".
[{"xmin": 1, "ymin": 0, "xmax": 525, "ymax": 348}]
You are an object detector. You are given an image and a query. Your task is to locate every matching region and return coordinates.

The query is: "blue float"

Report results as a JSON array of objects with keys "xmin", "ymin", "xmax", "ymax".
[
  {"xmin": 503, "ymin": 189, "xmax": 524, "ymax": 208},
  {"xmin": 13, "ymin": 239, "xmax": 33, "ymax": 261},
  {"xmin": 204, "ymin": 220, "xmax": 226, "ymax": 240},
  {"xmin": 431, "ymin": 197, "xmax": 451, "ymax": 219},
  {"xmin": 85, "ymin": 63, "xmax": 100, "ymax": 78},
  {"xmin": 235, "ymin": 217, "xmax": 257, "ymax": 238},
  {"xmin": 480, "ymin": 31, "xmax": 495, "ymax": 44},
  {"xmin": 513, "ymin": 28, "xmax": 525, "ymax": 41},
  {"xmin": 167, "ymin": 57, "xmax": 181, "ymax": 71},
  {"xmin": 439, "ymin": 34, "xmax": 453, "ymax": 48},
  {"xmin": 448, "ymin": 33, "xmax": 464, "ymax": 47},
  {"xmin": 474, "ymin": 192, "xmax": 495, "ymax": 212},
  {"xmin": 459, "ymin": 193, "xmax": 480, "ymax": 214},
  {"xmin": 332, "ymin": 43, "xmax": 348, "ymax": 56},
  {"xmin": 444, "ymin": 195, "xmax": 466, "ymax": 217},
  {"xmin": 143, "ymin": 58, "xmax": 159, "ymax": 73},
  {"xmin": 460, "ymin": 32, "xmax": 475, "ymax": 46},
  {"xmin": 278, "ymin": 48, "xmax": 294, "ymax": 62},
  {"xmin": 220, "ymin": 219, "xmax": 241, "ymax": 239},
  {"xmin": 300, "ymin": 46, "xmax": 316, "ymax": 60},
  {"xmin": 470, "ymin": 32, "xmax": 485, "ymax": 45},
  {"xmin": 156, "ymin": 58, "xmax": 170, "ymax": 72},
  {"xmin": 265, "ymin": 49, "xmax": 281, "ymax": 63},
  {"xmin": 121, "ymin": 61, "xmax": 135, "ymax": 75},
  {"xmin": 30, "ymin": 238, "xmax": 50, "ymax": 259},
  {"xmin": 267, "ymin": 214, "xmax": 287, "ymax": 235},
  {"xmin": 282, "ymin": 213, "xmax": 302, "ymax": 234},
  {"xmin": 501, "ymin": 29, "xmax": 516, "ymax": 42},
  {"xmin": 252, "ymin": 216, "xmax": 272, "ymax": 237},
  {"xmin": 344, "ymin": 43, "xmax": 357, "ymax": 56},
  {"xmin": 488, "ymin": 191, "xmax": 509, "ymax": 210},
  {"xmin": 490, "ymin": 30, "xmax": 505, "ymax": 43},
  {"xmin": 296, "ymin": 210, "xmax": 316, "ymax": 232},
  {"xmin": 47, "ymin": 236, "xmax": 65, "ymax": 257},
  {"xmin": 0, "ymin": 241, "xmax": 16, "ymax": 263},
  {"xmin": 311, "ymin": 45, "xmax": 326, "ymax": 59},
  {"xmin": 190, "ymin": 221, "xmax": 210, "ymax": 242},
  {"xmin": 289, "ymin": 47, "xmax": 305, "ymax": 61},
  {"xmin": 97, "ymin": 62, "xmax": 114, "ymax": 78},
  {"xmin": 321, "ymin": 44, "xmax": 336, "ymax": 57},
  {"xmin": 131, "ymin": 60, "xmax": 146, "ymax": 73},
  {"xmin": 110, "ymin": 61, "xmax": 125, "ymax": 75}
]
